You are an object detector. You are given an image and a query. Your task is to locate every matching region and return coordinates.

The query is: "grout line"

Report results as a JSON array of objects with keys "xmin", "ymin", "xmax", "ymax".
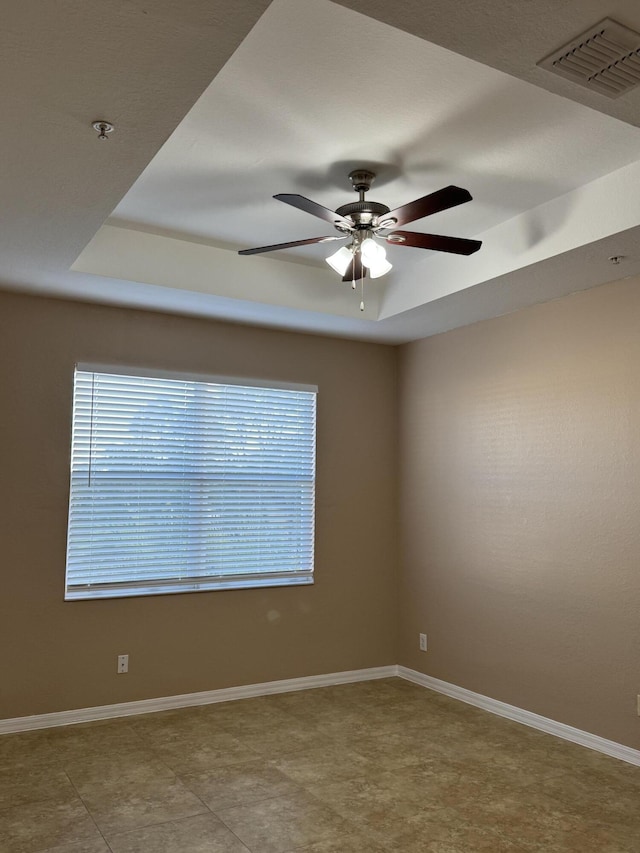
[
  {"xmin": 61, "ymin": 759, "xmax": 212, "ymax": 843},
  {"xmin": 98, "ymin": 809, "xmax": 213, "ymax": 844},
  {"xmin": 63, "ymin": 771, "xmax": 113, "ymax": 851}
]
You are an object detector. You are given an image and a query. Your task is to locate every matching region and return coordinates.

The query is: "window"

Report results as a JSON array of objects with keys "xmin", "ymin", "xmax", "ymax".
[{"xmin": 65, "ymin": 365, "xmax": 317, "ymax": 600}]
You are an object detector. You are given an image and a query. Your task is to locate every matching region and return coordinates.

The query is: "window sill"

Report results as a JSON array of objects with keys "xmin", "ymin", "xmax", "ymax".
[{"xmin": 65, "ymin": 572, "xmax": 314, "ymax": 601}]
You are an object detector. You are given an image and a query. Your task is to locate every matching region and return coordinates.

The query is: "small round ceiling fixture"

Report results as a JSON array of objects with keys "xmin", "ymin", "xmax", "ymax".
[{"xmin": 92, "ymin": 120, "xmax": 115, "ymax": 141}]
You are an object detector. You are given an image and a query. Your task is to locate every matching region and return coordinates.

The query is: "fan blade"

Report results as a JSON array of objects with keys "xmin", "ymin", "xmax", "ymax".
[
  {"xmin": 274, "ymin": 194, "xmax": 354, "ymax": 230},
  {"xmin": 342, "ymin": 253, "xmax": 367, "ymax": 282},
  {"xmin": 386, "ymin": 231, "xmax": 482, "ymax": 255},
  {"xmin": 381, "ymin": 185, "xmax": 472, "ymax": 228},
  {"xmin": 238, "ymin": 235, "xmax": 347, "ymax": 256}
]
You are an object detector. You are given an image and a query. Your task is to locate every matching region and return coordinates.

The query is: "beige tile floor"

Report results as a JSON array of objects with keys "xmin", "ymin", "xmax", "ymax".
[{"xmin": 1, "ymin": 678, "xmax": 639, "ymax": 852}]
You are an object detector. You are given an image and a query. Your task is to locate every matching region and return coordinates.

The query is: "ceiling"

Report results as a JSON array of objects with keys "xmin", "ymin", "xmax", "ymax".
[{"xmin": 3, "ymin": 0, "xmax": 640, "ymax": 343}]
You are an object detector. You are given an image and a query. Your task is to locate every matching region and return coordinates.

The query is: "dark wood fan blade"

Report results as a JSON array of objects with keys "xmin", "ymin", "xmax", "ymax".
[
  {"xmin": 386, "ymin": 231, "xmax": 482, "ymax": 255},
  {"xmin": 382, "ymin": 185, "xmax": 472, "ymax": 228},
  {"xmin": 342, "ymin": 252, "xmax": 367, "ymax": 282},
  {"xmin": 274, "ymin": 194, "xmax": 354, "ymax": 230},
  {"xmin": 238, "ymin": 235, "xmax": 347, "ymax": 256}
]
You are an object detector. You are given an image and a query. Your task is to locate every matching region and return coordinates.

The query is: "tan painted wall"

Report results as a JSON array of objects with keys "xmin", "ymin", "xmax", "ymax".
[
  {"xmin": 398, "ymin": 277, "xmax": 640, "ymax": 749},
  {"xmin": 0, "ymin": 292, "xmax": 397, "ymax": 718},
  {"xmin": 4, "ymin": 276, "xmax": 639, "ymax": 748}
]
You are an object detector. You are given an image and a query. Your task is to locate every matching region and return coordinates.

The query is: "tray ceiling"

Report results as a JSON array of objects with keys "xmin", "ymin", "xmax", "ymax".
[{"xmin": 4, "ymin": 0, "xmax": 640, "ymax": 341}]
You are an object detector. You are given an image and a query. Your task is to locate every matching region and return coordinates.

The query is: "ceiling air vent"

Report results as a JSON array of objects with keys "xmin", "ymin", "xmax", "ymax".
[{"xmin": 538, "ymin": 18, "xmax": 640, "ymax": 98}]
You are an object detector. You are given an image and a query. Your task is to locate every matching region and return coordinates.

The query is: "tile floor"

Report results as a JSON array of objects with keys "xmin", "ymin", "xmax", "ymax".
[{"xmin": 1, "ymin": 678, "xmax": 639, "ymax": 852}]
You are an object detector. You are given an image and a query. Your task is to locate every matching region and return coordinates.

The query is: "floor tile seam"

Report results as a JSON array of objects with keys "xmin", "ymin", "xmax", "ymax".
[
  {"xmin": 238, "ymin": 743, "xmax": 325, "ymax": 761},
  {"xmin": 225, "ymin": 714, "xmax": 330, "ymax": 738},
  {"xmin": 271, "ymin": 747, "xmax": 376, "ymax": 771},
  {"xmin": 161, "ymin": 742, "xmax": 283, "ymax": 769},
  {"xmin": 60, "ymin": 747, "xmax": 182, "ymax": 781},
  {"xmin": 69, "ymin": 770, "xmax": 214, "ymax": 839},
  {"xmin": 60, "ymin": 752, "xmax": 180, "ymax": 781},
  {"xmin": 155, "ymin": 759, "xmax": 260, "ymax": 775},
  {"xmin": 55, "ymin": 740, "xmax": 174, "ymax": 757},
  {"xmin": 51, "ymin": 744, "xmax": 157, "ymax": 766},
  {"xmin": 204, "ymin": 811, "xmax": 255, "ymax": 853},
  {"xmin": 29, "ymin": 842, "xmax": 113, "ymax": 853},
  {"xmin": 144, "ymin": 726, "xmax": 267, "ymax": 745},
  {"xmin": 0, "ymin": 787, "xmax": 84, "ymax": 815},
  {"xmin": 214, "ymin": 785, "xmax": 350, "ymax": 826},
  {"xmin": 222, "ymin": 731, "xmax": 325, "ymax": 752},
  {"xmin": 63, "ymin": 769, "xmax": 114, "ymax": 851},
  {"xmin": 0, "ymin": 787, "xmax": 87, "ymax": 821},
  {"xmin": 97, "ymin": 802, "xmax": 214, "ymax": 841},
  {"xmin": 64, "ymin": 768, "xmax": 181, "ymax": 791},
  {"xmin": 210, "ymin": 799, "xmax": 297, "ymax": 853},
  {"xmin": 190, "ymin": 790, "xmax": 301, "ymax": 814},
  {"xmin": 100, "ymin": 807, "xmax": 228, "ymax": 845},
  {"xmin": 176, "ymin": 769, "xmax": 306, "ymax": 812},
  {"xmin": 179, "ymin": 754, "xmax": 288, "ymax": 777},
  {"xmin": 206, "ymin": 787, "xmax": 322, "ymax": 820}
]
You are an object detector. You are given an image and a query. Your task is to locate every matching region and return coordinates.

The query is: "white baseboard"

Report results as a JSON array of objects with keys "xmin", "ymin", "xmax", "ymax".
[
  {"xmin": 397, "ymin": 666, "xmax": 640, "ymax": 767},
  {"xmin": 0, "ymin": 665, "xmax": 397, "ymax": 734},
  {"xmin": 3, "ymin": 663, "xmax": 639, "ymax": 768}
]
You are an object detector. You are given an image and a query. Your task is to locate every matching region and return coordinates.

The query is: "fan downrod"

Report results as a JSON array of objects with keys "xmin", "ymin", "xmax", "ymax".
[{"xmin": 336, "ymin": 170, "xmax": 390, "ymax": 227}]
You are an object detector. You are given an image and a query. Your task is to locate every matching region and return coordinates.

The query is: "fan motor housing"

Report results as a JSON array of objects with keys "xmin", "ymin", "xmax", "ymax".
[{"xmin": 335, "ymin": 200, "xmax": 390, "ymax": 228}]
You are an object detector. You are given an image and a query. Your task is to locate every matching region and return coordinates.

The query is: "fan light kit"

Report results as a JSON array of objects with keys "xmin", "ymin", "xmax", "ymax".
[{"xmin": 239, "ymin": 169, "xmax": 482, "ymax": 311}]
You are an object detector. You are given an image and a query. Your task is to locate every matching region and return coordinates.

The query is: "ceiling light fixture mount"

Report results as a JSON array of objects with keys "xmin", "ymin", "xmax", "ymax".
[{"xmin": 92, "ymin": 120, "xmax": 115, "ymax": 141}]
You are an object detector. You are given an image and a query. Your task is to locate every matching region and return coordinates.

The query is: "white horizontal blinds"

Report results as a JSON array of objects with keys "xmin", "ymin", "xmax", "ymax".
[{"xmin": 66, "ymin": 368, "xmax": 316, "ymax": 598}]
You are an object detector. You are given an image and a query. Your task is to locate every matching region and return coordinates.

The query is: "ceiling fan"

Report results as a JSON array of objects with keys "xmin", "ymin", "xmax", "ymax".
[{"xmin": 239, "ymin": 169, "xmax": 482, "ymax": 310}]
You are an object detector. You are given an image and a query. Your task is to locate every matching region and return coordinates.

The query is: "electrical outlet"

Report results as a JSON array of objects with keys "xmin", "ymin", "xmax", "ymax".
[
  {"xmin": 419, "ymin": 633, "xmax": 428, "ymax": 652},
  {"xmin": 117, "ymin": 654, "xmax": 129, "ymax": 674}
]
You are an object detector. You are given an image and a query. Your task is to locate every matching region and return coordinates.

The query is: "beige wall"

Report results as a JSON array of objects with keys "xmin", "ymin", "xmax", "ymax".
[
  {"xmin": 398, "ymin": 277, "xmax": 640, "ymax": 749},
  {"xmin": 0, "ymin": 292, "xmax": 398, "ymax": 718}
]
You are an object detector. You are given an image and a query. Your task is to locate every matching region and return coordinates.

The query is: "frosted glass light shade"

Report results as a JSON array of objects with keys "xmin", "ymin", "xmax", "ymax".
[
  {"xmin": 325, "ymin": 246, "xmax": 353, "ymax": 275},
  {"xmin": 368, "ymin": 257, "xmax": 393, "ymax": 278},
  {"xmin": 361, "ymin": 237, "xmax": 385, "ymax": 266},
  {"xmin": 360, "ymin": 237, "xmax": 391, "ymax": 277}
]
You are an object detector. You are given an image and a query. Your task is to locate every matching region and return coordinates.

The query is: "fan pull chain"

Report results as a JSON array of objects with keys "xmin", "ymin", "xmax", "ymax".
[{"xmin": 360, "ymin": 266, "xmax": 365, "ymax": 312}]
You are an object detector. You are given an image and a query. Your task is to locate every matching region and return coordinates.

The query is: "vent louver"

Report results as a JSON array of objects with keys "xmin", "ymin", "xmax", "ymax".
[{"xmin": 538, "ymin": 18, "xmax": 640, "ymax": 98}]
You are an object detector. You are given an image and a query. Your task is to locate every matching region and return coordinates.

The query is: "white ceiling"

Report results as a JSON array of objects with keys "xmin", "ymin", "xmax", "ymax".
[{"xmin": 4, "ymin": 0, "xmax": 640, "ymax": 342}]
